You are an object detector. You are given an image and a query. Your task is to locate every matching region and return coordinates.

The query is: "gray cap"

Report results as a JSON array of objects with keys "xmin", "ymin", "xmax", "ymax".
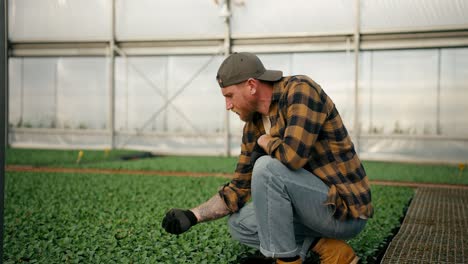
[{"xmin": 216, "ymin": 52, "xmax": 283, "ymax": 88}]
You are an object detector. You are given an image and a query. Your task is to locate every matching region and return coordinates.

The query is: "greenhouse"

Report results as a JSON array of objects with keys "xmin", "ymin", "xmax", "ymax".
[
  {"xmin": 1, "ymin": 0, "xmax": 467, "ymax": 263},
  {"xmin": 5, "ymin": 0, "xmax": 468, "ymax": 163}
]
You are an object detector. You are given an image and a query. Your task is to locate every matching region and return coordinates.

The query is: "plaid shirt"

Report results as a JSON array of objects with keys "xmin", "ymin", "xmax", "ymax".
[{"xmin": 219, "ymin": 75, "xmax": 373, "ymax": 220}]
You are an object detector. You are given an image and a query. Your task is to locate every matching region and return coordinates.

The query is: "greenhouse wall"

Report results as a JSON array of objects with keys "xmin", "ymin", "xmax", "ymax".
[{"xmin": 6, "ymin": 0, "xmax": 468, "ymax": 164}]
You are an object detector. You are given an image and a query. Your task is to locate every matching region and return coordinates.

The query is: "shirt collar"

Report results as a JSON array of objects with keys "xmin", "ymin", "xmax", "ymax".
[{"xmin": 271, "ymin": 77, "xmax": 286, "ymax": 102}]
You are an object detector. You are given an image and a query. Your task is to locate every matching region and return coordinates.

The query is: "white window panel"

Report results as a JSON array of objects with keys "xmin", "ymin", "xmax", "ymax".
[
  {"xmin": 12, "ymin": 58, "xmax": 56, "ymax": 128},
  {"xmin": 231, "ymin": 0, "xmax": 354, "ymax": 37},
  {"xmin": 116, "ymin": 0, "xmax": 224, "ymax": 40},
  {"xmin": 8, "ymin": 58, "xmax": 109, "ymax": 130},
  {"xmin": 361, "ymin": 0, "xmax": 468, "ymax": 32},
  {"xmin": 291, "ymin": 52, "xmax": 355, "ymax": 129},
  {"xmin": 362, "ymin": 50, "xmax": 439, "ymax": 135},
  {"xmin": 8, "ymin": 0, "xmax": 111, "ymax": 41},
  {"xmin": 56, "ymin": 58, "xmax": 109, "ymax": 130},
  {"xmin": 440, "ymin": 48, "xmax": 468, "ymax": 137},
  {"xmin": 115, "ymin": 55, "xmax": 225, "ymax": 133}
]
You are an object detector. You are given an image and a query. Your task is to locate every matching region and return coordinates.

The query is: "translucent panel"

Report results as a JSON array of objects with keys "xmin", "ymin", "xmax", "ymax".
[
  {"xmin": 8, "ymin": 0, "xmax": 111, "ymax": 41},
  {"xmin": 56, "ymin": 58, "xmax": 109, "ymax": 130},
  {"xmin": 440, "ymin": 48, "xmax": 468, "ymax": 137},
  {"xmin": 291, "ymin": 52, "xmax": 355, "ymax": 129},
  {"xmin": 8, "ymin": 59, "xmax": 22, "ymax": 127},
  {"xmin": 361, "ymin": 50, "xmax": 439, "ymax": 135},
  {"xmin": 227, "ymin": 52, "xmax": 355, "ymax": 142},
  {"xmin": 116, "ymin": 0, "xmax": 224, "ymax": 40},
  {"xmin": 231, "ymin": 0, "xmax": 354, "ymax": 36},
  {"xmin": 8, "ymin": 58, "xmax": 56, "ymax": 128},
  {"xmin": 10, "ymin": 129, "xmax": 112, "ymax": 150},
  {"xmin": 360, "ymin": 137, "xmax": 468, "ymax": 164},
  {"xmin": 361, "ymin": 0, "xmax": 468, "ymax": 32},
  {"xmin": 115, "ymin": 133, "xmax": 227, "ymax": 156},
  {"xmin": 8, "ymin": 57, "xmax": 108, "ymax": 130},
  {"xmin": 115, "ymin": 57, "xmax": 168, "ymax": 132},
  {"xmin": 115, "ymin": 55, "xmax": 225, "ymax": 136},
  {"xmin": 359, "ymin": 51, "xmax": 378, "ymax": 134},
  {"xmin": 167, "ymin": 55, "xmax": 225, "ymax": 133}
]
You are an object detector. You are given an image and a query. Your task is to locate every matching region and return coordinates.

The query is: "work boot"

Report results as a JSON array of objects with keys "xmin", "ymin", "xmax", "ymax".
[
  {"xmin": 276, "ymin": 258, "xmax": 302, "ymax": 264},
  {"xmin": 311, "ymin": 238, "xmax": 359, "ymax": 264},
  {"xmin": 239, "ymin": 251, "xmax": 275, "ymax": 264}
]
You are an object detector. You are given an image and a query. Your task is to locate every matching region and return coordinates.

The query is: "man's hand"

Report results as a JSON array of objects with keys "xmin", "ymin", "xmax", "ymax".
[
  {"xmin": 257, "ymin": 134, "xmax": 272, "ymax": 151},
  {"xmin": 250, "ymin": 142, "xmax": 267, "ymax": 167},
  {"xmin": 162, "ymin": 209, "xmax": 197, "ymax": 235}
]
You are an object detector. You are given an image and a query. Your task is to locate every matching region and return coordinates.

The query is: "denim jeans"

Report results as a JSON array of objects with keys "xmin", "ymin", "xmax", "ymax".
[{"xmin": 228, "ymin": 156, "xmax": 366, "ymax": 260}]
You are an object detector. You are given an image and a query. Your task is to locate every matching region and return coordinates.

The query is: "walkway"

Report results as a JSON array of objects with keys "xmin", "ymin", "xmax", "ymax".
[{"xmin": 381, "ymin": 187, "xmax": 467, "ymax": 264}]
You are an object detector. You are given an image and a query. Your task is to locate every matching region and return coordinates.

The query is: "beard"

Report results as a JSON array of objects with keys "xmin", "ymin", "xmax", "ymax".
[
  {"xmin": 240, "ymin": 112, "xmax": 254, "ymax": 122},
  {"xmin": 233, "ymin": 109, "xmax": 254, "ymax": 122},
  {"xmin": 233, "ymin": 96, "xmax": 257, "ymax": 122}
]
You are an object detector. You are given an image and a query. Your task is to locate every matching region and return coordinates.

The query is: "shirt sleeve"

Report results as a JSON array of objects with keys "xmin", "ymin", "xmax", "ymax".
[
  {"xmin": 266, "ymin": 80, "xmax": 329, "ymax": 170},
  {"xmin": 218, "ymin": 121, "xmax": 260, "ymax": 213}
]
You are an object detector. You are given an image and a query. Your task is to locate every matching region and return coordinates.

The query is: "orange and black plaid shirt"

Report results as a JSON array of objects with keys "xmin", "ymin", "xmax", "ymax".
[{"xmin": 219, "ymin": 75, "xmax": 374, "ymax": 220}]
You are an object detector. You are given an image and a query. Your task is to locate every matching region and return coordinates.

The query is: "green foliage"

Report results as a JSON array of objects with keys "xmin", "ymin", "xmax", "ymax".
[
  {"xmin": 88, "ymin": 155, "xmax": 238, "ymax": 173},
  {"xmin": 348, "ymin": 185, "xmax": 413, "ymax": 263},
  {"xmin": 7, "ymin": 148, "xmax": 468, "ymax": 185},
  {"xmin": 6, "ymin": 148, "xmax": 238, "ymax": 173},
  {"xmin": 4, "ymin": 171, "xmax": 412, "ymax": 263},
  {"xmin": 363, "ymin": 160, "xmax": 468, "ymax": 185},
  {"xmin": 4, "ymin": 172, "xmax": 255, "ymax": 263},
  {"xmin": 6, "ymin": 148, "xmax": 141, "ymax": 167}
]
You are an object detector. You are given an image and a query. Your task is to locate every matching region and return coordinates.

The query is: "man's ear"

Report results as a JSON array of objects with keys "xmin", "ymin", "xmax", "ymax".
[{"xmin": 247, "ymin": 78, "xmax": 258, "ymax": 95}]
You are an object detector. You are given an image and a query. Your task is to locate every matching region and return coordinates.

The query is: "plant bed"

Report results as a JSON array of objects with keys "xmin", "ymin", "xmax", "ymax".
[
  {"xmin": 4, "ymin": 171, "xmax": 412, "ymax": 263},
  {"xmin": 7, "ymin": 148, "xmax": 468, "ymax": 185}
]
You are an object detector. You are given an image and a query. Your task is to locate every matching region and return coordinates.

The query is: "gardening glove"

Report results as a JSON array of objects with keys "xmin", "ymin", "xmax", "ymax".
[
  {"xmin": 250, "ymin": 142, "xmax": 267, "ymax": 167},
  {"xmin": 162, "ymin": 208, "xmax": 197, "ymax": 235}
]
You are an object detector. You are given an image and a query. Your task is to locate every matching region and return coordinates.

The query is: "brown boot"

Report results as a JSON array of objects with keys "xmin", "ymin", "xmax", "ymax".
[
  {"xmin": 311, "ymin": 238, "xmax": 359, "ymax": 264},
  {"xmin": 276, "ymin": 258, "xmax": 302, "ymax": 264}
]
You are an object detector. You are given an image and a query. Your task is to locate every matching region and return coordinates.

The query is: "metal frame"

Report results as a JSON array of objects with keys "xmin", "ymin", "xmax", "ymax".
[
  {"xmin": 108, "ymin": 0, "xmax": 116, "ymax": 149},
  {"xmin": 4, "ymin": 1, "xmax": 468, "ymax": 161},
  {"xmin": 1, "ymin": 0, "xmax": 6, "ymax": 260},
  {"xmin": 8, "ymin": 29, "xmax": 468, "ymax": 57},
  {"xmin": 353, "ymin": 0, "xmax": 361, "ymax": 151}
]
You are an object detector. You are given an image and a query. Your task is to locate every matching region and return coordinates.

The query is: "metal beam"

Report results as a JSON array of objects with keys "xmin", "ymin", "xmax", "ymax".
[
  {"xmin": 353, "ymin": 0, "xmax": 361, "ymax": 152},
  {"xmin": 0, "ymin": 0, "xmax": 6, "ymax": 261},
  {"xmin": 108, "ymin": 0, "xmax": 116, "ymax": 149},
  {"xmin": 222, "ymin": 0, "xmax": 231, "ymax": 157},
  {"xmin": 10, "ymin": 42, "xmax": 108, "ymax": 56},
  {"xmin": 8, "ymin": 28, "xmax": 468, "ymax": 56}
]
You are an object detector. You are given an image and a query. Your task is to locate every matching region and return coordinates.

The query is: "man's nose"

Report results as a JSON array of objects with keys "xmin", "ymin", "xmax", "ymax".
[{"xmin": 225, "ymin": 99, "xmax": 233, "ymax": 110}]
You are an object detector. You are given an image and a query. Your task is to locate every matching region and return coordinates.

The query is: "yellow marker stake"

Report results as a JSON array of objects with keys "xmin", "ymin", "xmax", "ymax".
[
  {"xmin": 459, "ymin": 163, "xmax": 465, "ymax": 177},
  {"xmin": 104, "ymin": 148, "xmax": 110, "ymax": 158},
  {"xmin": 77, "ymin": 150, "xmax": 84, "ymax": 164}
]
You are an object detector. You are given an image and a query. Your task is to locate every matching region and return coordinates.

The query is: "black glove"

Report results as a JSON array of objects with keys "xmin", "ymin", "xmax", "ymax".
[
  {"xmin": 250, "ymin": 142, "xmax": 267, "ymax": 167},
  {"xmin": 162, "ymin": 208, "xmax": 197, "ymax": 235}
]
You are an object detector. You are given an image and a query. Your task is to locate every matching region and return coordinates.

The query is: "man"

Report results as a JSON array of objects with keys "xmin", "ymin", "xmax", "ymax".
[{"xmin": 162, "ymin": 52, "xmax": 373, "ymax": 264}]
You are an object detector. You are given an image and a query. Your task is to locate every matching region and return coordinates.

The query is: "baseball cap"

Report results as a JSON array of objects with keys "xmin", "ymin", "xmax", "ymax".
[{"xmin": 216, "ymin": 52, "xmax": 283, "ymax": 88}]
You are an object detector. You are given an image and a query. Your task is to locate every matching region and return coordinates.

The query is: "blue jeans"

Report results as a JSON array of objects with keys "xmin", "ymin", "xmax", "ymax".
[{"xmin": 228, "ymin": 156, "xmax": 366, "ymax": 260}]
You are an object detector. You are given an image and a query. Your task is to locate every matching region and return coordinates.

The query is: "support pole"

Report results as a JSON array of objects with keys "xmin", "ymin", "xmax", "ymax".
[
  {"xmin": 222, "ymin": 0, "xmax": 231, "ymax": 157},
  {"xmin": 436, "ymin": 48, "xmax": 441, "ymax": 135},
  {"xmin": 108, "ymin": 0, "xmax": 116, "ymax": 149},
  {"xmin": 1, "ymin": 0, "xmax": 7, "ymax": 261},
  {"xmin": 353, "ymin": 0, "xmax": 361, "ymax": 152}
]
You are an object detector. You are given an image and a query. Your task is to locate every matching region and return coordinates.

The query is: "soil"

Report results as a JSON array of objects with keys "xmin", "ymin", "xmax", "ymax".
[{"xmin": 6, "ymin": 165, "xmax": 468, "ymax": 190}]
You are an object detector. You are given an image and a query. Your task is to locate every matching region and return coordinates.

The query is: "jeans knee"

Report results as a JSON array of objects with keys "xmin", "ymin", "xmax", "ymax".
[
  {"xmin": 227, "ymin": 213, "xmax": 238, "ymax": 232},
  {"xmin": 227, "ymin": 213, "xmax": 239, "ymax": 239},
  {"xmin": 252, "ymin": 156, "xmax": 273, "ymax": 184},
  {"xmin": 227, "ymin": 208, "xmax": 258, "ymax": 242}
]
